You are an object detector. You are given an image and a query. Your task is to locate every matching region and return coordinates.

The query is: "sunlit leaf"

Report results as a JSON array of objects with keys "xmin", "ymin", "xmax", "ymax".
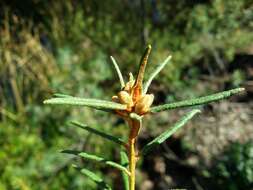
[
  {"xmin": 143, "ymin": 55, "xmax": 172, "ymax": 94},
  {"xmin": 150, "ymin": 88, "xmax": 245, "ymax": 113},
  {"xmin": 44, "ymin": 97, "xmax": 127, "ymax": 111},
  {"xmin": 110, "ymin": 56, "xmax": 125, "ymax": 89},
  {"xmin": 63, "ymin": 150, "xmax": 130, "ymax": 176},
  {"xmin": 142, "ymin": 109, "xmax": 201, "ymax": 155},
  {"xmin": 71, "ymin": 121, "xmax": 126, "ymax": 146}
]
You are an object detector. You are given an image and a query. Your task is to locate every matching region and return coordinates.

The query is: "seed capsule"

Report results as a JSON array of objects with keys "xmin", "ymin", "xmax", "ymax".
[
  {"xmin": 118, "ymin": 91, "xmax": 134, "ymax": 107},
  {"xmin": 134, "ymin": 94, "xmax": 154, "ymax": 115}
]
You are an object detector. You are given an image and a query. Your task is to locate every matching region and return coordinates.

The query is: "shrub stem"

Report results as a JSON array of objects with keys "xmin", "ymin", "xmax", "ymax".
[
  {"xmin": 128, "ymin": 137, "xmax": 136, "ymax": 190},
  {"xmin": 127, "ymin": 119, "xmax": 141, "ymax": 190}
]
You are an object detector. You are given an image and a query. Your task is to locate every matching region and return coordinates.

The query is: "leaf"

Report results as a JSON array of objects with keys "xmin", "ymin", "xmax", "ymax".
[
  {"xmin": 71, "ymin": 121, "xmax": 126, "ymax": 146},
  {"xmin": 73, "ymin": 165, "xmax": 112, "ymax": 190},
  {"xmin": 120, "ymin": 151, "xmax": 129, "ymax": 167},
  {"xmin": 43, "ymin": 97, "xmax": 127, "ymax": 111},
  {"xmin": 110, "ymin": 56, "xmax": 125, "ymax": 89},
  {"xmin": 120, "ymin": 151, "xmax": 129, "ymax": 190},
  {"xmin": 150, "ymin": 88, "xmax": 245, "ymax": 113},
  {"xmin": 53, "ymin": 93, "xmax": 73, "ymax": 98},
  {"xmin": 141, "ymin": 109, "xmax": 201, "ymax": 155},
  {"xmin": 143, "ymin": 55, "xmax": 172, "ymax": 94},
  {"xmin": 62, "ymin": 150, "xmax": 130, "ymax": 176}
]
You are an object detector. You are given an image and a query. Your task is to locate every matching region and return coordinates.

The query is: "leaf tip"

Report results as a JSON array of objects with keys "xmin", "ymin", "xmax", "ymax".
[
  {"xmin": 110, "ymin": 55, "xmax": 114, "ymax": 61},
  {"xmin": 229, "ymin": 87, "xmax": 245, "ymax": 96},
  {"xmin": 43, "ymin": 99, "xmax": 49, "ymax": 104},
  {"xmin": 238, "ymin": 87, "xmax": 245, "ymax": 92},
  {"xmin": 195, "ymin": 109, "xmax": 201, "ymax": 113}
]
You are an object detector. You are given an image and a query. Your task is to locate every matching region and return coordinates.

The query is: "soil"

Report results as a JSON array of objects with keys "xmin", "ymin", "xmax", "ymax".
[{"xmin": 138, "ymin": 101, "xmax": 253, "ymax": 190}]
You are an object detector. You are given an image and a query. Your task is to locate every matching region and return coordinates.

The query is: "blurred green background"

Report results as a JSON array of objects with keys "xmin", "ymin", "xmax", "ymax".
[{"xmin": 0, "ymin": 0, "xmax": 252, "ymax": 189}]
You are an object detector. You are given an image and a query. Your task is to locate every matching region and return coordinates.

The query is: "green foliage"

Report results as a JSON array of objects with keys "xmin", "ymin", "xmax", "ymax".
[
  {"xmin": 0, "ymin": 121, "xmax": 92, "ymax": 190},
  {"xmin": 211, "ymin": 142, "xmax": 253, "ymax": 190}
]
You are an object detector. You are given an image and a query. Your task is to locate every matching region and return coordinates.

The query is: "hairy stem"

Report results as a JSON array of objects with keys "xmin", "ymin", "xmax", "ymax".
[
  {"xmin": 127, "ymin": 119, "xmax": 141, "ymax": 190},
  {"xmin": 128, "ymin": 137, "xmax": 136, "ymax": 190}
]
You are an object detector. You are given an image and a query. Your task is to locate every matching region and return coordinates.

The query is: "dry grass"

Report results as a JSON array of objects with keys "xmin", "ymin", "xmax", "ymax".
[{"xmin": 0, "ymin": 14, "xmax": 58, "ymax": 117}]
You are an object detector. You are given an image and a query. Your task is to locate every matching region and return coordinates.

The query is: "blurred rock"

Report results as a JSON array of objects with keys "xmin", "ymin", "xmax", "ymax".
[{"xmin": 183, "ymin": 101, "xmax": 253, "ymax": 165}]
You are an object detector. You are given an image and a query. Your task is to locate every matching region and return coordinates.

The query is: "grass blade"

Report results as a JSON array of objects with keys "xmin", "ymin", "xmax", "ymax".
[
  {"xmin": 142, "ymin": 109, "xmax": 201, "ymax": 155},
  {"xmin": 120, "ymin": 151, "xmax": 129, "ymax": 190},
  {"xmin": 110, "ymin": 56, "xmax": 125, "ymax": 89},
  {"xmin": 143, "ymin": 55, "xmax": 172, "ymax": 94},
  {"xmin": 73, "ymin": 165, "xmax": 112, "ymax": 190},
  {"xmin": 150, "ymin": 88, "xmax": 245, "ymax": 113},
  {"xmin": 62, "ymin": 150, "xmax": 130, "ymax": 176},
  {"xmin": 43, "ymin": 97, "xmax": 127, "ymax": 111},
  {"xmin": 71, "ymin": 121, "xmax": 126, "ymax": 146}
]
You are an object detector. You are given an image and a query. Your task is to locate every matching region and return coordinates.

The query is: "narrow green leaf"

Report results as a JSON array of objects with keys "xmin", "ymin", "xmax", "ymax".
[
  {"xmin": 43, "ymin": 97, "xmax": 127, "ymax": 111},
  {"xmin": 120, "ymin": 151, "xmax": 129, "ymax": 167},
  {"xmin": 63, "ymin": 150, "xmax": 130, "ymax": 176},
  {"xmin": 150, "ymin": 88, "xmax": 245, "ymax": 113},
  {"xmin": 142, "ymin": 109, "xmax": 201, "ymax": 155},
  {"xmin": 79, "ymin": 167, "xmax": 103, "ymax": 183},
  {"xmin": 143, "ymin": 55, "xmax": 172, "ymax": 94},
  {"xmin": 120, "ymin": 151, "xmax": 129, "ymax": 190},
  {"xmin": 110, "ymin": 56, "xmax": 125, "ymax": 89},
  {"xmin": 53, "ymin": 93, "xmax": 73, "ymax": 98},
  {"xmin": 73, "ymin": 165, "xmax": 112, "ymax": 190},
  {"xmin": 71, "ymin": 121, "xmax": 126, "ymax": 146}
]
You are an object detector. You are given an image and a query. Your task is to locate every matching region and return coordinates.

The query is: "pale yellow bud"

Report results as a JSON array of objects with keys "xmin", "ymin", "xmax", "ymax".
[
  {"xmin": 112, "ymin": 95, "xmax": 119, "ymax": 103},
  {"xmin": 118, "ymin": 91, "xmax": 134, "ymax": 107},
  {"xmin": 134, "ymin": 94, "xmax": 154, "ymax": 115}
]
